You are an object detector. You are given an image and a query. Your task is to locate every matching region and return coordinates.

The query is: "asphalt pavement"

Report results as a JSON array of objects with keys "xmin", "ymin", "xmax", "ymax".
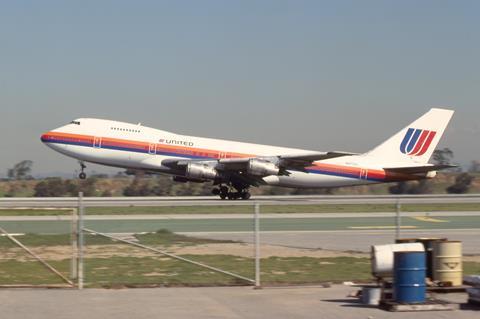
[{"xmin": 0, "ymin": 285, "xmax": 477, "ymax": 319}]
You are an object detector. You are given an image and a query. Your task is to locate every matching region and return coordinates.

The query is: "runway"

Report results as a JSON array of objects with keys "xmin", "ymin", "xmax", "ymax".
[
  {"xmin": 1, "ymin": 211, "xmax": 479, "ymax": 221},
  {"xmin": 183, "ymin": 228, "xmax": 480, "ymax": 254},
  {"xmin": 2, "ymin": 195, "xmax": 479, "ymax": 255},
  {"xmin": 1, "ymin": 212, "xmax": 479, "ymax": 254},
  {"xmin": 2, "ymin": 214, "xmax": 480, "ymax": 233},
  {"xmin": 1, "ymin": 194, "xmax": 480, "ymax": 207}
]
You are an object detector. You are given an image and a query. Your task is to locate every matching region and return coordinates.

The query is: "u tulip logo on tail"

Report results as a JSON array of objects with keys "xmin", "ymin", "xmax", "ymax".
[{"xmin": 400, "ymin": 128, "xmax": 437, "ymax": 156}]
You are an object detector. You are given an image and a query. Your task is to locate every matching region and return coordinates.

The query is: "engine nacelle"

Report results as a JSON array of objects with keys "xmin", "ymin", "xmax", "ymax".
[
  {"xmin": 247, "ymin": 158, "xmax": 280, "ymax": 176},
  {"xmin": 426, "ymin": 171, "xmax": 437, "ymax": 179},
  {"xmin": 185, "ymin": 163, "xmax": 218, "ymax": 180}
]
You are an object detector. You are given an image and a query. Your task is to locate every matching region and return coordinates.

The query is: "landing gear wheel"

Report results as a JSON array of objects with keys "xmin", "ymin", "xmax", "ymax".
[
  {"xmin": 78, "ymin": 162, "xmax": 87, "ymax": 179},
  {"xmin": 218, "ymin": 185, "xmax": 229, "ymax": 200},
  {"xmin": 218, "ymin": 184, "xmax": 250, "ymax": 200},
  {"xmin": 241, "ymin": 192, "xmax": 251, "ymax": 200},
  {"xmin": 220, "ymin": 186, "xmax": 228, "ymax": 194}
]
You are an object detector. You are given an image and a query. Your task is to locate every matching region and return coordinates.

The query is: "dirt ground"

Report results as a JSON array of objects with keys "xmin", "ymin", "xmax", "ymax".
[
  {"xmin": 1, "ymin": 243, "xmax": 369, "ymax": 261},
  {"xmin": 2, "ymin": 243, "xmax": 480, "ymax": 262}
]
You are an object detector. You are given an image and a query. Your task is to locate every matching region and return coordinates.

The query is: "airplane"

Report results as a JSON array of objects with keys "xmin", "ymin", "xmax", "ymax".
[{"xmin": 41, "ymin": 108, "xmax": 455, "ymax": 200}]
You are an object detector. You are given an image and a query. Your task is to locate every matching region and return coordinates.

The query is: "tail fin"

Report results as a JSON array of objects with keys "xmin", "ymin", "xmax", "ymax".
[{"xmin": 365, "ymin": 108, "xmax": 454, "ymax": 165}]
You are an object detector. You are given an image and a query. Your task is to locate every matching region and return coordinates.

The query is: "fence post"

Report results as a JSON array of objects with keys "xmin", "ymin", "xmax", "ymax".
[
  {"xmin": 254, "ymin": 202, "xmax": 261, "ymax": 288},
  {"xmin": 77, "ymin": 192, "xmax": 84, "ymax": 289},
  {"xmin": 71, "ymin": 208, "xmax": 78, "ymax": 280},
  {"xmin": 395, "ymin": 200, "xmax": 401, "ymax": 240}
]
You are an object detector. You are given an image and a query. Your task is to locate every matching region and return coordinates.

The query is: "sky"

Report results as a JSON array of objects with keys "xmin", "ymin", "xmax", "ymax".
[{"xmin": 1, "ymin": 0, "xmax": 479, "ymax": 177}]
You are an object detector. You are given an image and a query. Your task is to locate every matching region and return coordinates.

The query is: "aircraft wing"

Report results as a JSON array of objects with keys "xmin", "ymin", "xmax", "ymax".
[
  {"xmin": 276, "ymin": 151, "xmax": 358, "ymax": 169},
  {"xmin": 216, "ymin": 151, "xmax": 357, "ymax": 170},
  {"xmin": 383, "ymin": 164, "xmax": 457, "ymax": 174},
  {"xmin": 162, "ymin": 151, "xmax": 357, "ymax": 172},
  {"xmin": 161, "ymin": 151, "xmax": 357, "ymax": 187}
]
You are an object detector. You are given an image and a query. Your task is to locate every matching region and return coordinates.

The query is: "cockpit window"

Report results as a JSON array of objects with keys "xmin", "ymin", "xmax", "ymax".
[{"xmin": 70, "ymin": 121, "xmax": 81, "ymax": 125}]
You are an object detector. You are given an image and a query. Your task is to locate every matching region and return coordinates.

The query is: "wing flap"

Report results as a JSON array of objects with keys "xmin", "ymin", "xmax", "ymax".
[
  {"xmin": 384, "ymin": 164, "xmax": 456, "ymax": 174},
  {"xmin": 279, "ymin": 151, "xmax": 357, "ymax": 167}
]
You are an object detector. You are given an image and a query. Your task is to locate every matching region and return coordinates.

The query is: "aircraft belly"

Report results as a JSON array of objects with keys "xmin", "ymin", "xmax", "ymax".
[
  {"xmin": 56, "ymin": 145, "xmax": 137, "ymax": 167},
  {"xmin": 263, "ymin": 171, "xmax": 369, "ymax": 188}
]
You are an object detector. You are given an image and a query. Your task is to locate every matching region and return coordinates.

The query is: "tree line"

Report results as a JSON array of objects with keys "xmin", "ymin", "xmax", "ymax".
[{"xmin": 2, "ymin": 148, "xmax": 478, "ymax": 197}]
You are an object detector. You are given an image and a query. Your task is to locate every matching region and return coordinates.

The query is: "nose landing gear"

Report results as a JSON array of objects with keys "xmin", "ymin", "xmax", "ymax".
[{"xmin": 78, "ymin": 162, "xmax": 87, "ymax": 179}]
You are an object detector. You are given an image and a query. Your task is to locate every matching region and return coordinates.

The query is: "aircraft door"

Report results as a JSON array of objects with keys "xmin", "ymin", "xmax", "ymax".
[
  {"xmin": 93, "ymin": 137, "xmax": 102, "ymax": 148},
  {"xmin": 359, "ymin": 169, "xmax": 368, "ymax": 180},
  {"xmin": 148, "ymin": 143, "xmax": 156, "ymax": 155}
]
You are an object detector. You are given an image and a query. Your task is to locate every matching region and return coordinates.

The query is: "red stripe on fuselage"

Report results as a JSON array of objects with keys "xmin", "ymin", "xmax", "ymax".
[{"xmin": 43, "ymin": 131, "xmax": 424, "ymax": 182}]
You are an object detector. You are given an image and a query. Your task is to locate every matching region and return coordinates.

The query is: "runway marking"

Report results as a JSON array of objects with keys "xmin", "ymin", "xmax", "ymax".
[
  {"xmin": 348, "ymin": 226, "xmax": 417, "ymax": 229},
  {"xmin": 411, "ymin": 216, "xmax": 449, "ymax": 223}
]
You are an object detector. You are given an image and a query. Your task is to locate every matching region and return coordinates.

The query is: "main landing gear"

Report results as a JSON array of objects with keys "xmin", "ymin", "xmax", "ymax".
[
  {"xmin": 212, "ymin": 185, "xmax": 251, "ymax": 200},
  {"xmin": 78, "ymin": 162, "xmax": 87, "ymax": 180}
]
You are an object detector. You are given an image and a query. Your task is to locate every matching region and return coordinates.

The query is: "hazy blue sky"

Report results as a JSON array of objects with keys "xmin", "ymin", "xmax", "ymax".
[{"xmin": 1, "ymin": 1, "xmax": 479, "ymax": 177}]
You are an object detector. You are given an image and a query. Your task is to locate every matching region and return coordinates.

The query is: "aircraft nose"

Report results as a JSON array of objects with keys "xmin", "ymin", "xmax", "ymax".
[
  {"xmin": 41, "ymin": 130, "xmax": 61, "ymax": 144},
  {"xmin": 40, "ymin": 132, "xmax": 52, "ymax": 143},
  {"xmin": 40, "ymin": 130, "xmax": 69, "ymax": 153}
]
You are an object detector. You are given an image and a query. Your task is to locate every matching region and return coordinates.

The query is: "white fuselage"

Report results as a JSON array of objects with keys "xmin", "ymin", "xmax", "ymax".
[{"xmin": 41, "ymin": 118, "xmax": 408, "ymax": 188}]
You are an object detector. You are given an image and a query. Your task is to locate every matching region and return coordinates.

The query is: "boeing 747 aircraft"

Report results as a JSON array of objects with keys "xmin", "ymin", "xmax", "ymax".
[{"xmin": 41, "ymin": 108, "xmax": 454, "ymax": 199}]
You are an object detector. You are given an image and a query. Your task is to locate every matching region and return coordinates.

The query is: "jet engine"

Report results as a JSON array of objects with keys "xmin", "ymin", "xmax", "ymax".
[
  {"xmin": 185, "ymin": 163, "xmax": 218, "ymax": 180},
  {"xmin": 247, "ymin": 158, "xmax": 280, "ymax": 176}
]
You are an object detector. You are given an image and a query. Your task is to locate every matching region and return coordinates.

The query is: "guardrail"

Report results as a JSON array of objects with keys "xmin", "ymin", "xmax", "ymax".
[{"xmin": 1, "ymin": 194, "xmax": 480, "ymax": 207}]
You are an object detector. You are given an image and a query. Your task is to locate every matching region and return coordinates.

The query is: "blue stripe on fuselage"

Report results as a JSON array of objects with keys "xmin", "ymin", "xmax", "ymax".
[{"xmin": 46, "ymin": 139, "xmax": 384, "ymax": 181}]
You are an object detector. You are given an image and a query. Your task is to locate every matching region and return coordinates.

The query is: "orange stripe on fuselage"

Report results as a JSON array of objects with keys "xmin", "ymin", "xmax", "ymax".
[{"xmin": 44, "ymin": 131, "xmax": 422, "ymax": 182}]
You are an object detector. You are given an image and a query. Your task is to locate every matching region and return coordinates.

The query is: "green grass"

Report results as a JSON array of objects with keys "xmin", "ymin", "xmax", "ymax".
[
  {"xmin": 0, "ymin": 233, "xmax": 111, "ymax": 247},
  {"xmin": 0, "ymin": 233, "xmax": 67, "ymax": 247},
  {"xmin": 82, "ymin": 255, "xmax": 375, "ymax": 287},
  {"xmin": 1, "ymin": 203, "xmax": 480, "ymax": 216},
  {"xmin": 0, "ymin": 259, "xmax": 70, "ymax": 285},
  {"xmin": 0, "ymin": 229, "xmax": 236, "ymax": 248},
  {"xmin": 135, "ymin": 229, "xmax": 237, "ymax": 247},
  {"xmin": 1, "ymin": 256, "xmax": 479, "ymax": 287},
  {"xmin": 0, "ymin": 209, "xmax": 73, "ymax": 216}
]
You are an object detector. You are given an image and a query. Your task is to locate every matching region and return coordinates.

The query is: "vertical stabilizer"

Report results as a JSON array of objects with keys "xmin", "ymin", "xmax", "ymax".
[{"xmin": 365, "ymin": 108, "xmax": 454, "ymax": 165}]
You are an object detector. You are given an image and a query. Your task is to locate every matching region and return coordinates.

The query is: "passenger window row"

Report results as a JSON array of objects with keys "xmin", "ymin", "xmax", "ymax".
[{"xmin": 111, "ymin": 127, "xmax": 141, "ymax": 133}]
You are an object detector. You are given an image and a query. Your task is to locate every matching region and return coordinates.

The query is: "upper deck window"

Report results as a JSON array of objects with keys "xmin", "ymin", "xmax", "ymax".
[
  {"xmin": 70, "ymin": 121, "xmax": 81, "ymax": 125},
  {"xmin": 110, "ymin": 126, "xmax": 141, "ymax": 133}
]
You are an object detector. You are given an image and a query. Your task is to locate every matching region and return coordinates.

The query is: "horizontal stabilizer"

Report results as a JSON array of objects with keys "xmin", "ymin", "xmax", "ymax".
[{"xmin": 383, "ymin": 164, "xmax": 457, "ymax": 174}]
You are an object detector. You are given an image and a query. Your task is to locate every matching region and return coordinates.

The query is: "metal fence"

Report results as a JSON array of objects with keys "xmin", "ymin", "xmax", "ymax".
[{"xmin": 1, "ymin": 194, "xmax": 479, "ymax": 288}]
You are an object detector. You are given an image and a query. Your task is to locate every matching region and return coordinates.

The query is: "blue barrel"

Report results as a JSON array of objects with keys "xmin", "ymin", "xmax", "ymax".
[{"xmin": 394, "ymin": 251, "xmax": 426, "ymax": 303}]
